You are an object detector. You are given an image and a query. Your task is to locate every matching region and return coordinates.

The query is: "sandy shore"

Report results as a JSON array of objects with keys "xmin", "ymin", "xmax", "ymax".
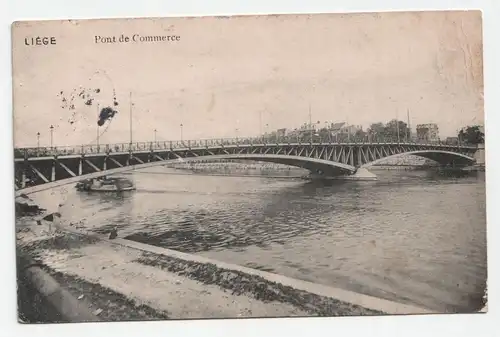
[{"xmin": 17, "ymin": 224, "xmax": 310, "ymax": 320}]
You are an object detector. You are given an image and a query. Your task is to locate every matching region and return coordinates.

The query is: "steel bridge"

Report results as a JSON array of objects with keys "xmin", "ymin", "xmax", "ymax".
[{"xmin": 14, "ymin": 137, "xmax": 478, "ymax": 195}]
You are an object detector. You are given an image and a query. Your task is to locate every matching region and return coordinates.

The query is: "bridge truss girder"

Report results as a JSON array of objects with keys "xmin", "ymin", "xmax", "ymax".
[{"xmin": 14, "ymin": 143, "xmax": 477, "ymax": 191}]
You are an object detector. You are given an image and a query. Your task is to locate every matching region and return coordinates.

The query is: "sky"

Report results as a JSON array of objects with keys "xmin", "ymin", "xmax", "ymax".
[{"xmin": 12, "ymin": 11, "xmax": 483, "ymax": 147}]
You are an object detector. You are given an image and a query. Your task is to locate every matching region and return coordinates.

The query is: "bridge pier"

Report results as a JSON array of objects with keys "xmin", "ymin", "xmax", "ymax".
[
  {"xmin": 21, "ymin": 168, "xmax": 26, "ymax": 188},
  {"xmin": 51, "ymin": 160, "xmax": 56, "ymax": 182},
  {"xmin": 78, "ymin": 158, "xmax": 83, "ymax": 176},
  {"xmin": 474, "ymin": 144, "xmax": 485, "ymax": 166},
  {"xmin": 348, "ymin": 167, "xmax": 377, "ymax": 181}
]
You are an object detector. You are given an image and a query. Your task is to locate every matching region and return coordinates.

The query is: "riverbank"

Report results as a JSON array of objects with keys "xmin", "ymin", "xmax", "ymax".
[
  {"xmin": 17, "ymin": 224, "xmax": 314, "ymax": 321},
  {"xmin": 16, "ymin": 207, "xmax": 432, "ymax": 322}
]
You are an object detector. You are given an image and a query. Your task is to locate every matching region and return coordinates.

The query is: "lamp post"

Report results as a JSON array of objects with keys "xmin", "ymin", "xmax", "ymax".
[
  {"xmin": 36, "ymin": 132, "xmax": 40, "ymax": 149},
  {"xmin": 235, "ymin": 128, "xmax": 239, "ymax": 142},
  {"xmin": 324, "ymin": 121, "xmax": 330, "ymax": 142},
  {"xmin": 96, "ymin": 103, "xmax": 100, "ymax": 150},
  {"xmin": 259, "ymin": 110, "xmax": 263, "ymax": 136},
  {"xmin": 180, "ymin": 123, "xmax": 183, "ymax": 142},
  {"xmin": 396, "ymin": 119, "xmax": 400, "ymax": 144},
  {"xmin": 154, "ymin": 129, "xmax": 157, "ymax": 143},
  {"xmin": 49, "ymin": 125, "xmax": 54, "ymax": 149},
  {"xmin": 129, "ymin": 92, "xmax": 133, "ymax": 147},
  {"xmin": 308, "ymin": 105, "xmax": 313, "ymax": 143}
]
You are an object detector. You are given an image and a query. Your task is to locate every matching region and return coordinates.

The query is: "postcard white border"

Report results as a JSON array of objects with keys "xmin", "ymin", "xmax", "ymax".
[{"xmin": 2, "ymin": 1, "xmax": 498, "ymax": 337}]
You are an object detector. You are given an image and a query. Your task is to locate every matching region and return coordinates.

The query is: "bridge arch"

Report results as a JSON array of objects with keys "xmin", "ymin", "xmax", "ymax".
[
  {"xmin": 215, "ymin": 154, "xmax": 356, "ymax": 174},
  {"xmin": 16, "ymin": 154, "xmax": 356, "ymax": 196},
  {"xmin": 361, "ymin": 150, "xmax": 476, "ymax": 168}
]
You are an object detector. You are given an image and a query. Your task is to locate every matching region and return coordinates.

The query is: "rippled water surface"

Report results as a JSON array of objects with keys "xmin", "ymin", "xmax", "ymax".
[{"xmin": 32, "ymin": 166, "xmax": 487, "ymax": 313}]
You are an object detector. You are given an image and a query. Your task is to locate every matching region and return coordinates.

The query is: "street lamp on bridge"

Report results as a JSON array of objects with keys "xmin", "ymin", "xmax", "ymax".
[
  {"xmin": 235, "ymin": 128, "xmax": 239, "ymax": 141},
  {"xmin": 180, "ymin": 123, "xmax": 184, "ymax": 142},
  {"xmin": 154, "ymin": 129, "xmax": 157, "ymax": 144},
  {"xmin": 96, "ymin": 103, "xmax": 100, "ymax": 150},
  {"xmin": 36, "ymin": 132, "xmax": 40, "ymax": 149},
  {"xmin": 49, "ymin": 125, "xmax": 54, "ymax": 149},
  {"xmin": 324, "ymin": 121, "xmax": 331, "ymax": 142}
]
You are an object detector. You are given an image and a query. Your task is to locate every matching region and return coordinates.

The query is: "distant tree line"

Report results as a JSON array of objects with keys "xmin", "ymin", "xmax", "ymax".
[
  {"xmin": 262, "ymin": 121, "xmax": 484, "ymax": 145},
  {"xmin": 458, "ymin": 125, "xmax": 484, "ymax": 145},
  {"xmin": 366, "ymin": 119, "xmax": 411, "ymax": 142},
  {"xmin": 263, "ymin": 119, "xmax": 411, "ymax": 143}
]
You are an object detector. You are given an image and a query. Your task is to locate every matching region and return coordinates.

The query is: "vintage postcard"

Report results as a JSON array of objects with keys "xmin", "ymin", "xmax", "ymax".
[{"xmin": 12, "ymin": 11, "xmax": 486, "ymax": 323}]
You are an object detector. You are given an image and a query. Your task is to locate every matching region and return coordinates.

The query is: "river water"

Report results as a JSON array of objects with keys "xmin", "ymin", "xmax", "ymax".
[{"xmin": 29, "ymin": 166, "xmax": 487, "ymax": 313}]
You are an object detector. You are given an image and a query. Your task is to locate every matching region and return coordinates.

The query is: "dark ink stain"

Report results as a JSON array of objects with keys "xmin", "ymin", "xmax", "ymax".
[{"xmin": 97, "ymin": 107, "xmax": 119, "ymax": 126}]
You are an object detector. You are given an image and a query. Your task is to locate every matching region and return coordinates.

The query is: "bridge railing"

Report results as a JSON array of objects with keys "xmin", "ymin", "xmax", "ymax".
[{"xmin": 14, "ymin": 136, "xmax": 478, "ymax": 159}]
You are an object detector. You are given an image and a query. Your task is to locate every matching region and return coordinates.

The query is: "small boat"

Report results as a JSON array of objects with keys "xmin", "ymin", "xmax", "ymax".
[{"xmin": 76, "ymin": 176, "xmax": 135, "ymax": 192}]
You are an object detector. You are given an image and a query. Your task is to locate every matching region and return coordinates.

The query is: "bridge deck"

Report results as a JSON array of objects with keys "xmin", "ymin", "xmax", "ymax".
[
  {"xmin": 15, "ymin": 140, "xmax": 477, "ymax": 160},
  {"xmin": 14, "ymin": 139, "xmax": 479, "ymax": 193}
]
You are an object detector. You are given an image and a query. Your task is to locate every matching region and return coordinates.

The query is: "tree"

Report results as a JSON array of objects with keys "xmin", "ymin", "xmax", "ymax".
[
  {"xmin": 367, "ymin": 120, "xmax": 409, "ymax": 142},
  {"xmin": 367, "ymin": 122, "xmax": 385, "ymax": 135},
  {"xmin": 367, "ymin": 123, "xmax": 385, "ymax": 142},
  {"xmin": 458, "ymin": 125, "xmax": 484, "ymax": 144},
  {"xmin": 354, "ymin": 129, "xmax": 367, "ymax": 141},
  {"xmin": 317, "ymin": 127, "xmax": 331, "ymax": 141},
  {"xmin": 385, "ymin": 119, "xmax": 409, "ymax": 141}
]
